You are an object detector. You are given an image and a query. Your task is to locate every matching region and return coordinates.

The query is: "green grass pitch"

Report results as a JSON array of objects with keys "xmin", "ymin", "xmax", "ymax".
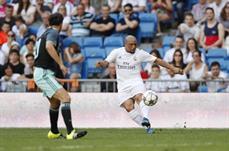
[{"xmin": 0, "ymin": 128, "xmax": 228, "ymax": 151}]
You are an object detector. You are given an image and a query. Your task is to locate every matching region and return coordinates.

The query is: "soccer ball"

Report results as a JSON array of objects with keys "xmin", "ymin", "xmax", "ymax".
[{"xmin": 143, "ymin": 90, "xmax": 158, "ymax": 106}]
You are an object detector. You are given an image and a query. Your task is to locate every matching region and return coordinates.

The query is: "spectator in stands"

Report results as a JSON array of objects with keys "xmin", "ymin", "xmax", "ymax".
[
  {"xmin": 34, "ymin": 0, "xmax": 52, "ymax": 24},
  {"xmin": 7, "ymin": 49, "xmax": 25, "ymax": 75},
  {"xmin": 1, "ymin": 31, "xmax": 19, "ymax": 59},
  {"xmin": 0, "ymin": 21, "xmax": 11, "ymax": 46},
  {"xmin": 0, "ymin": 63, "xmax": 22, "ymax": 92},
  {"xmin": 209, "ymin": 0, "xmax": 227, "ymax": 21},
  {"xmin": 170, "ymin": 49, "xmax": 186, "ymax": 70},
  {"xmin": 13, "ymin": 0, "xmax": 36, "ymax": 25},
  {"xmin": 145, "ymin": 64, "xmax": 166, "ymax": 92},
  {"xmin": 200, "ymin": 7, "xmax": 225, "ymax": 50},
  {"xmin": 107, "ymin": 0, "xmax": 121, "ymax": 13},
  {"xmin": 12, "ymin": 15, "xmax": 28, "ymax": 40},
  {"xmin": 178, "ymin": 13, "xmax": 200, "ymax": 41},
  {"xmin": 184, "ymin": 50, "xmax": 208, "ymax": 92},
  {"xmin": 58, "ymin": 4, "xmax": 71, "ymax": 39},
  {"xmin": 24, "ymin": 53, "xmax": 34, "ymax": 78},
  {"xmin": 0, "ymin": 0, "xmax": 7, "ymax": 18},
  {"xmin": 121, "ymin": 0, "xmax": 146, "ymax": 12},
  {"xmin": 64, "ymin": 42, "xmax": 84, "ymax": 80},
  {"xmin": 204, "ymin": 61, "xmax": 228, "ymax": 92},
  {"xmin": 151, "ymin": 0, "xmax": 173, "ymax": 34},
  {"xmin": 53, "ymin": 0, "xmax": 74, "ymax": 16},
  {"xmin": 0, "ymin": 4, "xmax": 15, "ymax": 28},
  {"xmin": 219, "ymin": 2, "xmax": 229, "ymax": 38},
  {"xmin": 68, "ymin": 3, "xmax": 94, "ymax": 37},
  {"xmin": 163, "ymin": 35, "xmax": 187, "ymax": 64},
  {"xmin": 144, "ymin": 49, "xmax": 162, "ymax": 74},
  {"xmin": 192, "ymin": 0, "xmax": 208, "ymax": 23},
  {"xmin": 185, "ymin": 38, "xmax": 205, "ymax": 64},
  {"xmin": 173, "ymin": 0, "xmax": 185, "ymax": 24},
  {"xmin": 163, "ymin": 64, "xmax": 190, "ymax": 92},
  {"xmin": 116, "ymin": 3, "xmax": 139, "ymax": 37},
  {"xmin": 90, "ymin": 5, "xmax": 115, "ymax": 36},
  {"xmin": 20, "ymin": 38, "xmax": 35, "ymax": 63},
  {"xmin": 37, "ymin": 11, "xmax": 51, "ymax": 37},
  {"xmin": 80, "ymin": 0, "xmax": 95, "ymax": 14},
  {"xmin": 101, "ymin": 63, "xmax": 117, "ymax": 92}
]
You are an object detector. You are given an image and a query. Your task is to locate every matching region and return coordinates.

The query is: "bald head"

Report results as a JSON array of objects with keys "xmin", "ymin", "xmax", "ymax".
[
  {"xmin": 125, "ymin": 35, "xmax": 137, "ymax": 54},
  {"xmin": 125, "ymin": 35, "xmax": 137, "ymax": 43}
]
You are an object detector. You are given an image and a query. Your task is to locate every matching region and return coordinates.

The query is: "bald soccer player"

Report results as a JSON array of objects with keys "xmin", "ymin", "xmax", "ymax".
[{"xmin": 96, "ymin": 35, "xmax": 183, "ymax": 134}]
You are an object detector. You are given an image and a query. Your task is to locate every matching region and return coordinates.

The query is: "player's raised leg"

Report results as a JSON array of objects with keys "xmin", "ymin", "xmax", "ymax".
[
  {"xmin": 134, "ymin": 94, "xmax": 154, "ymax": 134},
  {"xmin": 53, "ymin": 88, "xmax": 87, "ymax": 140}
]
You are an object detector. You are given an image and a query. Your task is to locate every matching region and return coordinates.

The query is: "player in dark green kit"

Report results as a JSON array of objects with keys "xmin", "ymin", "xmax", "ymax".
[{"xmin": 34, "ymin": 13, "xmax": 87, "ymax": 140}]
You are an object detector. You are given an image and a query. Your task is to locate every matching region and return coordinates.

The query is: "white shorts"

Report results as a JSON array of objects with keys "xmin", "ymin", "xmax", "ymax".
[{"xmin": 117, "ymin": 82, "xmax": 146, "ymax": 106}]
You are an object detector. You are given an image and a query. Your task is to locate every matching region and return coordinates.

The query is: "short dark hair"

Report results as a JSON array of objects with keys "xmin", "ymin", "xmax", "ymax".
[
  {"xmin": 25, "ymin": 38, "xmax": 35, "ymax": 45},
  {"xmin": 210, "ymin": 61, "xmax": 220, "ymax": 69},
  {"xmin": 185, "ymin": 12, "xmax": 194, "ymax": 18},
  {"xmin": 9, "ymin": 49, "xmax": 20, "ymax": 56},
  {"xmin": 205, "ymin": 7, "xmax": 215, "ymax": 14},
  {"xmin": 124, "ymin": 3, "xmax": 133, "ymax": 9},
  {"xmin": 25, "ymin": 53, "xmax": 34, "ymax": 59},
  {"xmin": 193, "ymin": 50, "xmax": 202, "ymax": 57},
  {"xmin": 151, "ymin": 64, "xmax": 160, "ymax": 70},
  {"xmin": 49, "ymin": 13, "xmax": 63, "ymax": 26},
  {"xmin": 176, "ymin": 35, "xmax": 184, "ymax": 41},
  {"xmin": 3, "ymin": 63, "xmax": 13, "ymax": 71}
]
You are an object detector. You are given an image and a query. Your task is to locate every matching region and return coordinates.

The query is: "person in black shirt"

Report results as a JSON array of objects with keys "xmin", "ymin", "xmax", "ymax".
[
  {"xmin": 33, "ymin": 13, "xmax": 87, "ymax": 140},
  {"xmin": 8, "ymin": 49, "xmax": 25, "ymax": 75},
  {"xmin": 0, "ymin": 5, "xmax": 15, "ymax": 29},
  {"xmin": 116, "ymin": 3, "xmax": 139, "ymax": 37},
  {"xmin": 90, "ymin": 5, "xmax": 115, "ymax": 36}
]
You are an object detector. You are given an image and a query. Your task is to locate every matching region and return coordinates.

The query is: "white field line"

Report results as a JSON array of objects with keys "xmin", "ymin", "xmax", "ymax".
[{"xmin": 22, "ymin": 142, "xmax": 216, "ymax": 150}]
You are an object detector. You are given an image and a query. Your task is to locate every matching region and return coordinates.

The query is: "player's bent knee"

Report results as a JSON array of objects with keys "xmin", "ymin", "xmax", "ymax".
[{"xmin": 123, "ymin": 103, "xmax": 134, "ymax": 112}]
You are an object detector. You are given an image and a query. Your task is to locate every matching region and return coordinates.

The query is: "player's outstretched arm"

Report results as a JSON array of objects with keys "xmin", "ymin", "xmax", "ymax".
[
  {"xmin": 155, "ymin": 58, "xmax": 183, "ymax": 74},
  {"xmin": 96, "ymin": 60, "xmax": 109, "ymax": 68}
]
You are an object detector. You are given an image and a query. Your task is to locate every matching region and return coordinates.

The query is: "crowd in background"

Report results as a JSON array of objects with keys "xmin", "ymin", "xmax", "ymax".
[{"xmin": 0, "ymin": 0, "xmax": 228, "ymax": 92}]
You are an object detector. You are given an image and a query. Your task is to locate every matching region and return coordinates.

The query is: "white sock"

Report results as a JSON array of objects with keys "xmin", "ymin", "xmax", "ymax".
[
  {"xmin": 128, "ymin": 109, "xmax": 143, "ymax": 126},
  {"xmin": 139, "ymin": 100, "xmax": 150, "ymax": 119}
]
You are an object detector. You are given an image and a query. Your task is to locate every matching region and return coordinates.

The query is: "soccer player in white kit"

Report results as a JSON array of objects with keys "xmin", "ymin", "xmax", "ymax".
[{"xmin": 96, "ymin": 35, "xmax": 183, "ymax": 134}]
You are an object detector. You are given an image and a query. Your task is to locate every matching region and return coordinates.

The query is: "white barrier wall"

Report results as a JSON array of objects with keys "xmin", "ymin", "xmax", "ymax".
[{"xmin": 0, "ymin": 93, "xmax": 228, "ymax": 128}]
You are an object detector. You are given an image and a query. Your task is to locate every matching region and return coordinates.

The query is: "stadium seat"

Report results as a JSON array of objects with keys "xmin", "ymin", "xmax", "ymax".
[
  {"xmin": 85, "ymin": 58, "xmax": 104, "ymax": 78},
  {"xmin": 162, "ymin": 36, "xmax": 176, "ymax": 47},
  {"xmin": 139, "ymin": 13, "xmax": 157, "ymax": 39},
  {"xmin": 198, "ymin": 85, "xmax": 208, "ymax": 93},
  {"xmin": 104, "ymin": 36, "xmax": 124, "ymax": 47},
  {"xmin": 109, "ymin": 13, "xmax": 119, "ymax": 23},
  {"xmin": 84, "ymin": 48, "xmax": 106, "ymax": 58},
  {"xmin": 105, "ymin": 47, "xmax": 118, "ymax": 56},
  {"xmin": 62, "ymin": 37, "xmax": 83, "ymax": 48},
  {"xmin": 83, "ymin": 37, "xmax": 103, "ymax": 48},
  {"xmin": 205, "ymin": 48, "xmax": 227, "ymax": 59}
]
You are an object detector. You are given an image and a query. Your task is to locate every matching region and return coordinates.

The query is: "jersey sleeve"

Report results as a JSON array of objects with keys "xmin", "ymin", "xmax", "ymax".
[
  {"xmin": 46, "ymin": 30, "xmax": 58, "ymax": 46},
  {"xmin": 139, "ymin": 50, "xmax": 157, "ymax": 63},
  {"xmin": 105, "ymin": 49, "xmax": 118, "ymax": 63}
]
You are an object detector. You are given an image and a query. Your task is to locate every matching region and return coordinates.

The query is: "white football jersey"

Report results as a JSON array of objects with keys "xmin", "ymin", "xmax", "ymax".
[{"xmin": 105, "ymin": 47, "xmax": 157, "ymax": 90}]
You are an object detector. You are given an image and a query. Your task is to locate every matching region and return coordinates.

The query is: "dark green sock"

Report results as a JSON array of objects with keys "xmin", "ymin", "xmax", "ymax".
[
  {"xmin": 61, "ymin": 102, "xmax": 74, "ymax": 134},
  {"xmin": 49, "ymin": 108, "xmax": 59, "ymax": 134}
]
